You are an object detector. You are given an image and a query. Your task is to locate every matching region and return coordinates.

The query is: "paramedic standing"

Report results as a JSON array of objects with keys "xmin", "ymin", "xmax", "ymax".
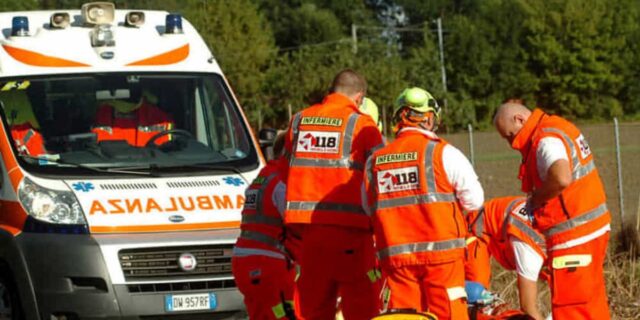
[
  {"xmin": 493, "ymin": 101, "xmax": 611, "ymax": 319},
  {"xmin": 232, "ymin": 132, "xmax": 297, "ymax": 320},
  {"xmin": 466, "ymin": 196, "xmax": 547, "ymax": 320},
  {"xmin": 364, "ymin": 87, "xmax": 483, "ymax": 319},
  {"xmin": 284, "ymin": 69, "xmax": 385, "ymax": 320}
]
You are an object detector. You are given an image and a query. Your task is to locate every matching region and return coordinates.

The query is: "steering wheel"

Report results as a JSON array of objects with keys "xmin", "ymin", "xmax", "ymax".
[{"xmin": 145, "ymin": 129, "xmax": 194, "ymax": 147}]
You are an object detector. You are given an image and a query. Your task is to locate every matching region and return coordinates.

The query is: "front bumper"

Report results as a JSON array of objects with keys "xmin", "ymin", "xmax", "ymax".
[{"xmin": 15, "ymin": 230, "xmax": 244, "ymax": 319}]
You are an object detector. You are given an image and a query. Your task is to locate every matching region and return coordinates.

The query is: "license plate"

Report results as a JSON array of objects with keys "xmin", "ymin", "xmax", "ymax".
[{"xmin": 165, "ymin": 292, "xmax": 217, "ymax": 312}]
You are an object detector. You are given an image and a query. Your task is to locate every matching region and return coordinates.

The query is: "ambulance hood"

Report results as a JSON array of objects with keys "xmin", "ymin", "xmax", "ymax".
[{"xmin": 65, "ymin": 174, "xmax": 248, "ymax": 234}]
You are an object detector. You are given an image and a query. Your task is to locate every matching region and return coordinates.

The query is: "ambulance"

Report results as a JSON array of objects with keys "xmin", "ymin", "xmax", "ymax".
[{"xmin": 0, "ymin": 3, "xmax": 269, "ymax": 319}]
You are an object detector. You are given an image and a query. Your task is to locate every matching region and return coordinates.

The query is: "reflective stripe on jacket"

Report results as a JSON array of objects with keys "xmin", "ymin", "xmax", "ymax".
[
  {"xmin": 511, "ymin": 109, "xmax": 611, "ymax": 247},
  {"xmin": 468, "ymin": 196, "xmax": 546, "ymax": 271},
  {"xmin": 365, "ymin": 130, "xmax": 465, "ymax": 267},
  {"xmin": 285, "ymin": 93, "xmax": 384, "ymax": 229},
  {"xmin": 92, "ymin": 101, "xmax": 174, "ymax": 147},
  {"xmin": 11, "ymin": 123, "xmax": 45, "ymax": 156},
  {"xmin": 235, "ymin": 159, "xmax": 287, "ymax": 256}
]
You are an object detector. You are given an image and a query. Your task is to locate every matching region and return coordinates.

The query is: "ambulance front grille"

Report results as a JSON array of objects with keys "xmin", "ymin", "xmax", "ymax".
[
  {"xmin": 166, "ymin": 180, "xmax": 221, "ymax": 188},
  {"xmin": 127, "ymin": 279, "xmax": 236, "ymax": 293},
  {"xmin": 100, "ymin": 182, "xmax": 158, "ymax": 190},
  {"xmin": 119, "ymin": 244, "xmax": 233, "ymax": 282}
]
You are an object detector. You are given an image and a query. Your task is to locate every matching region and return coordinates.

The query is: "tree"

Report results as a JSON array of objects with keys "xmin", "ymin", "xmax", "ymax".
[{"xmin": 182, "ymin": 0, "xmax": 277, "ymax": 126}]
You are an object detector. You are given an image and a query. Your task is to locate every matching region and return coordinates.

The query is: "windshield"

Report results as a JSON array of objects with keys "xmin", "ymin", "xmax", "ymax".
[{"xmin": 0, "ymin": 73, "xmax": 258, "ymax": 175}]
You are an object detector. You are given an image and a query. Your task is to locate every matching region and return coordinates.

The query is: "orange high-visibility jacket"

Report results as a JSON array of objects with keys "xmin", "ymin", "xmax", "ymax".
[
  {"xmin": 468, "ymin": 196, "xmax": 546, "ymax": 271},
  {"xmin": 236, "ymin": 159, "xmax": 287, "ymax": 256},
  {"xmin": 11, "ymin": 123, "xmax": 46, "ymax": 156},
  {"xmin": 92, "ymin": 101, "xmax": 174, "ymax": 147},
  {"xmin": 511, "ymin": 109, "xmax": 610, "ymax": 247},
  {"xmin": 285, "ymin": 93, "xmax": 384, "ymax": 230},
  {"xmin": 365, "ymin": 130, "xmax": 466, "ymax": 267}
]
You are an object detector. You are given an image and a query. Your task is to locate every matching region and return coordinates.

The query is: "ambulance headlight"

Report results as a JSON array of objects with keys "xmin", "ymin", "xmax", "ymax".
[
  {"xmin": 18, "ymin": 177, "xmax": 86, "ymax": 225},
  {"xmin": 82, "ymin": 2, "xmax": 115, "ymax": 25}
]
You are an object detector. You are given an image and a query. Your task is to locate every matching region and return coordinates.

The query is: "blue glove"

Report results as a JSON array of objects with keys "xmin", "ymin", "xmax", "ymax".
[{"xmin": 465, "ymin": 281, "xmax": 495, "ymax": 305}]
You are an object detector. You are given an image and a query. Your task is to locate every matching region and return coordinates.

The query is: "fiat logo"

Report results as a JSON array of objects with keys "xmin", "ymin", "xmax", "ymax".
[{"xmin": 178, "ymin": 253, "xmax": 197, "ymax": 272}]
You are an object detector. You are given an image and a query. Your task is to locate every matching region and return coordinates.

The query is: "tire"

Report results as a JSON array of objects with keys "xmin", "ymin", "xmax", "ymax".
[{"xmin": 0, "ymin": 266, "xmax": 23, "ymax": 320}]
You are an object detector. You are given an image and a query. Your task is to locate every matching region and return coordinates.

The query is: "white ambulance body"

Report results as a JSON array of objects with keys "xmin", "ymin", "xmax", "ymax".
[{"xmin": 0, "ymin": 3, "xmax": 262, "ymax": 319}]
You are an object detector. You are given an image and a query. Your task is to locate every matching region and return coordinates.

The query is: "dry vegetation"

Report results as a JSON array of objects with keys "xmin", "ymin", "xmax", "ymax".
[
  {"xmin": 444, "ymin": 123, "xmax": 640, "ymax": 319},
  {"xmin": 490, "ymin": 227, "xmax": 640, "ymax": 319}
]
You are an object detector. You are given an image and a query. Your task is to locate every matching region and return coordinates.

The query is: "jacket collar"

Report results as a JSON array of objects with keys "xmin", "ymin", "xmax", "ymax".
[
  {"xmin": 397, "ymin": 127, "xmax": 440, "ymax": 140},
  {"xmin": 511, "ymin": 108, "xmax": 546, "ymax": 154},
  {"xmin": 322, "ymin": 93, "xmax": 359, "ymax": 112}
]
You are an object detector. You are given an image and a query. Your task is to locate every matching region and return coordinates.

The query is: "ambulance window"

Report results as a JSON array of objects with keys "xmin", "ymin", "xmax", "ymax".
[
  {"xmin": 0, "ymin": 74, "xmax": 258, "ymax": 175},
  {"xmin": 201, "ymin": 77, "xmax": 250, "ymax": 159}
]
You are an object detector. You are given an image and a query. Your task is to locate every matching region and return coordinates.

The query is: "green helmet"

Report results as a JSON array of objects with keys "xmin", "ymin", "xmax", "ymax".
[
  {"xmin": 393, "ymin": 87, "xmax": 441, "ymax": 120},
  {"xmin": 360, "ymin": 97, "xmax": 382, "ymax": 132}
]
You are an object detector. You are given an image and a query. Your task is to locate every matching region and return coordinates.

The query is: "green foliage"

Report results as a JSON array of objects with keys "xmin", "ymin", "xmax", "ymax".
[
  {"xmin": 181, "ymin": 0, "xmax": 276, "ymax": 126},
  {"xmin": 1, "ymin": 0, "xmax": 639, "ymax": 130}
]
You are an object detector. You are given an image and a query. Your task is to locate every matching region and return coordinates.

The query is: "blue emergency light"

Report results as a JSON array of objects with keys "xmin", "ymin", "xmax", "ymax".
[
  {"xmin": 11, "ymin": 16, "xmax": 29, "ymax": 36},
  {"xmin": 165, "ymin": 13, "xmax": 183, "ymax": 34}
]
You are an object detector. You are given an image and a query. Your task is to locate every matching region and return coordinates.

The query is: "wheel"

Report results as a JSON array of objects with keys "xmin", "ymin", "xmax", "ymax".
[{"xmin": 0, "ymin": 267, "xmax": 23, "ymax": 320}]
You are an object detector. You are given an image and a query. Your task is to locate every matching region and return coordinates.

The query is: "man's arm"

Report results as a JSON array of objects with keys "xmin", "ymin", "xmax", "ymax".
[
  {"xmin": 529, "ymin": 137, "xmax": 572, "ymax": 208},
  {"xmin": 511, "ymin": 238, "xmax": 544, "ymax": 320},
  {"xmin": 517, "ymin": 276, "xmax": 543, "ymax": 320},
  {"xmin": 529, "ymin": 159, "xmax": 572, "ymax": 208},
  {"xmin": 442, "ymin": 145, "xmax": 484, "ymax": 211}
]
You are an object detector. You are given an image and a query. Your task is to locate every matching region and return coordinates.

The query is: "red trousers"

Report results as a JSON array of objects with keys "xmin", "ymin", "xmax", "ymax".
[
  {"xmin": 232, "ymin": 254, "xmax": 296, "ymax": 319},
  {"xmin": 549, "ymin": 232, "xmax": 610, "ymax": 320},
  {"xmin": 293, "ymin": 224, "xmax": 381, "ymax": 320},
  {"xmin": 382, "ymin": 259, "xmax": 469, "ymax": 320}
]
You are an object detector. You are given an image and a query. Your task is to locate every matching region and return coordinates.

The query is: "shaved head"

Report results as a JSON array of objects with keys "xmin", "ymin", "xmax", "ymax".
[
  {"xmin": 330, "ymin": 69, "xmax": 367, "ymax": 106},
  {"xmin": 493, "ymin": 101, "xmax": 532, "ymax": 144}
]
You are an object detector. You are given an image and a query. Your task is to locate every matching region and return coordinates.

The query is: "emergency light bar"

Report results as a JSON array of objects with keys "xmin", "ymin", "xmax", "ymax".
[
  {"xmin": 82, "ymin": 2, "xmax": 115, "ymax": 25},
  {"xmin": 50, "ymin": 12, "xmax": 70, "ymax": 29},
  {"xmin": 11, "ymin": 16, "xmax": 29, "ymax": 36},
  {"xmin": 165, "ymin": 14, "xmax": 183, "ymax": 34}
]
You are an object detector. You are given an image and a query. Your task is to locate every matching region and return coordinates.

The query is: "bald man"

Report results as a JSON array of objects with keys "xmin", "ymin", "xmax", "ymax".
[
  {"xmin": 493, "ymin": 101, "xmax": 611, "ymax": 320},
  {"xmin": 284, "ymin": 69, "xmax": 384, "ymax": 319}
]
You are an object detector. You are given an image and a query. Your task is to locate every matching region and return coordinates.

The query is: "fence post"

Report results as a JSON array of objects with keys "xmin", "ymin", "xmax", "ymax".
[
  {"xmin": 614, "ymin": 118, "xmax": 625, "ymax": 227},
  {"xmin": 468, "ymin": 123, "xmax": 475, "ymax": 167}
]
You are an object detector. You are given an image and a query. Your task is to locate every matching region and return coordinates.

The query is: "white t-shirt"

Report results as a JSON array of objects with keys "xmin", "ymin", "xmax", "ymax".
[
  {"xmin": 536, "ymin": 137, "xmax": 569, "ymax": 181},
  {"xmin": 510, "ymin": 236, "xmax": 544, "ymax": 282},
  {"xmin": 442, "ymin": 143, "xmax": 484, "ymax": 211}
]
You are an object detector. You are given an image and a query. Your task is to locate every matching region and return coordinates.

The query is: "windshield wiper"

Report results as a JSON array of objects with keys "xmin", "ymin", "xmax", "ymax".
[{"xmin": 20, "ymin": 155, "xmax": 157, "ymax": 177}]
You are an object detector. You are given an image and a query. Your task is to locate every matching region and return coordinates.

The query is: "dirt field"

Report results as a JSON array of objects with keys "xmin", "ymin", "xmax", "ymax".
[
  {"xmin": 442, "ymin": 121, "xmax": 640, "ymax": 232},
  {"xmin": 442, "ymin": 121, "xmax": 640, "ymax": 319}
]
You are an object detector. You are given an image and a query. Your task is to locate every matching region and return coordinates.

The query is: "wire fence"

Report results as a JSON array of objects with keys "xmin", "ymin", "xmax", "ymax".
[{"xmin": 441, "ymin": 119, "xmax": 640, "ymax": 234}]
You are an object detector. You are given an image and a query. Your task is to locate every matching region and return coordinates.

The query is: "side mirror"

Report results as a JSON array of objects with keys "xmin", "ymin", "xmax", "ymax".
[{"xmin": 258, "ymin": 128, "xmax": 277, "ymax": 160}]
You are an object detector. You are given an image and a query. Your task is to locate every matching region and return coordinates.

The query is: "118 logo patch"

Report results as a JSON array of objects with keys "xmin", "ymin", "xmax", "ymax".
[
  {"xmin": 243, "ymin": 189, "xmax": 259, "ymax": 210},
  {"xmin": 377, "ymin": 167, "xmax": 420, "ymax": 193},
  {"xmin": 297, "ymin": 131, "xmax": 341, "ymax": 154}
]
